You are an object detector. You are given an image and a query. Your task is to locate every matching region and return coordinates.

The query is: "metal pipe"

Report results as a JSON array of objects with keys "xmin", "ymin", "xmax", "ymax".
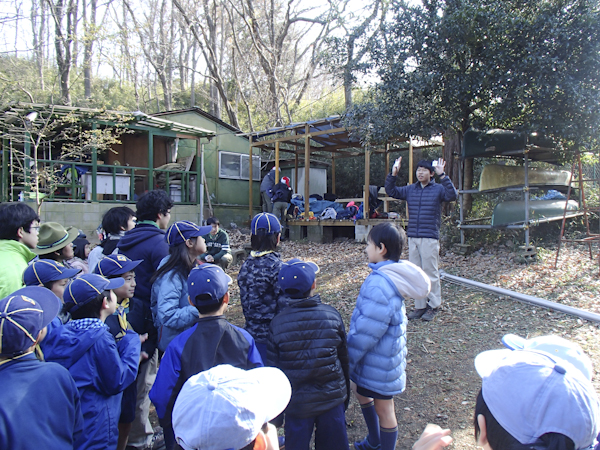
[{"xmin": 440, "ymin": 270, "xmax": 600, "ymax": 323}]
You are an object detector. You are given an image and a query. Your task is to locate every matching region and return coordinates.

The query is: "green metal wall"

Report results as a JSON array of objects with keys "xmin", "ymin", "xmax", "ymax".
[{"xmin": 161, "ymin": 111, "xmax": 260, "ymax": 213}]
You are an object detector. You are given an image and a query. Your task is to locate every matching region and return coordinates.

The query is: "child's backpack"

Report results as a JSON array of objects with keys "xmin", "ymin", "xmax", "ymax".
[
  {"xmin": 320, "ymin": 207, "xmax": 337, "ymax": 220},
  {"xmin": 337, "ymin": 205, "xmax": 358, "ymax": 220}
]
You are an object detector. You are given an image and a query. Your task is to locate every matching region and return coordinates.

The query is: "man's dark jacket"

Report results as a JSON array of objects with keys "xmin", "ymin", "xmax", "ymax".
[
  {"xmin": 117, "ymin": 223, "xmax": 169, "ymax": 356},
  {"xmin": 385, "ymin": 174, "xmax": 457, "ymax": 240},
  {"xmin": 267, "ymin": 294, "xmax": 349, "ymax": 419}
]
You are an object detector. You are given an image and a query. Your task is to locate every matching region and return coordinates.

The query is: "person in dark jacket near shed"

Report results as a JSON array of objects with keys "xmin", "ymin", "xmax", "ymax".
[
  {"xmin": 116, "ymin": 189, "xmax": 173, "ymax": 449},
  {"xmin": 260, "ymin": 166, "xmax": 277, "ymax": 212},
  {"xmin": 268, "ymin": 258, "xmax": 350, "ymax": 450},
  {"xmin": 271, "ymin": 176, "xmax": 293, "ymax": 239},
  {"xmin": 385, "ymin": 157, "xmax": 457, "ymax": 321}
]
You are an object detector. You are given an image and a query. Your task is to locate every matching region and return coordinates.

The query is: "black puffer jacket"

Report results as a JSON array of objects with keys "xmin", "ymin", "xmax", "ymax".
[{"xmin": 267, "ymin": 294, "xmax": 350, "ymax": 419}]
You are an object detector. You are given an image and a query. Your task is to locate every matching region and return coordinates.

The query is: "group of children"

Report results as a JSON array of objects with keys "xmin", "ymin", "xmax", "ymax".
[{"xmin": 1, "ymin": 195, "xmax": 598, "ymax": 450}]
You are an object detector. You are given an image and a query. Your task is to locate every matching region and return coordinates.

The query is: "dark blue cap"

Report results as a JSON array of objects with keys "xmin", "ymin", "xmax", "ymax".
[
  {"xmin": 23, "ymin": 259, "xmax": 81, "ymax": 286},
  {"xmin": 0, "ymin": 286, "xmax": 61, "ymax": 355},
  {"xmin": 64, "ymin": 274, "xmax": 124, "ymax": 312},
  {"xmin": 278, "ymin": 258, "xmax": 320, "ymax": 298},
  {"xmin": 187, "ymin": 264, "xmax": 232, "ymax": 306},
  {"xmin": 416, "ymin": 160, "xmax": 435, "ymax": 173},
  {"xmin": 94, "ymin": 254, "xmax": 142, "ymax": 277},
  {"xmin": 251, "ymin": 213, "xmax": 281, "ymax": 235},
  {"xmin": 166, "ymin": 221, "xmax": 212, "ymax": 247}
]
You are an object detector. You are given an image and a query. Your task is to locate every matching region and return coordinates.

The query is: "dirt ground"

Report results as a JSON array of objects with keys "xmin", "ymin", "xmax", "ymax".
[
  {"xmin": 222, "ymin": 229, "xmax": 600, "ymax": 450},
  {"xmin": 150, "ymin": 228, "xmax": 600, "ymax": 450}
]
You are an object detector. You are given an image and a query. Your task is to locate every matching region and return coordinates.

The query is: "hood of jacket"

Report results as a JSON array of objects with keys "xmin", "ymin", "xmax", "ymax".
[
  {"xmin": 43, "ymin": 323, "xmax": 107, "ymax": 369},
  {"xmin": 117, "ymin": 224, "xmax": 165, "ymax": 252},
  {"xmin": 372, "ymin": 259, "xmax": 430, "ymax": 300}
]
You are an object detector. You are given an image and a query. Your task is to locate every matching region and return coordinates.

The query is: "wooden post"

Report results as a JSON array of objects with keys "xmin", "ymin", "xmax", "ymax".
[
  {"xmin": 304, "ymin": 124, "xmax": 310, "ymax": 219},
  {"xmin": 294, "ymin": 152, "xmax": 299, "ymax": 193},
  {"xmin": 148, "ymin": 131, "xmax": 154, "ymax": 192},
  {"xmin": 275, "ymin": 141, "xmax": 280, "ymax": 182},
  {"xmin": 249, "ymin": 139, "xmax": 253, "ymax": 218},
  {"xmin": 364, "ymin": 148, "xmax": 370, "ymax": 218},
  {"xmin": 331, "ymin": 153, "xmax": 336, "ymax": 194},
  {"xmin": 384, "ymin": 143, "xmax": 390, "ymax": 212},
  {"xmin": 91, "ymin": 122, "xmax": 98, "ymax": 201},
  {"xmin": 408, "ymin": 137, "xmax": 414, "ymax": 185}
]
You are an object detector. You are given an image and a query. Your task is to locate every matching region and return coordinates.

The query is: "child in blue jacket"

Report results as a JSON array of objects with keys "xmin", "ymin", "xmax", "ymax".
[
  {"xmin": 238, "ymin": 212, "xmax": 288, "ymax": 362},
  {"xmin": 150, "ymin": 264, "xmax": 263, "ymax": 450},
  {"xmin": 43, "ymin": 274, "xmax": 141, "ymax": 450},
  {"xmin": 0, "ymin": 286, "xmax": 83, "ymax": 450},
  {"xmin": 150, "ymin": 220, "xmax": 212, "ymax": 352},
  {"xmin": 347, "ymin": 223, "xmax": 430, "ymax": 450}
]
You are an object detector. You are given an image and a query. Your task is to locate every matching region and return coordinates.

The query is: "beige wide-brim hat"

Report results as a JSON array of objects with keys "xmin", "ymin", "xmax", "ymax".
[{"xmin": 34, "ymin": 222, "xmax": 79, "ymax": 255}]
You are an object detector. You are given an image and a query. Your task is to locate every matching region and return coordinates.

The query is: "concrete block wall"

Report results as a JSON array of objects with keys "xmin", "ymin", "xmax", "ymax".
[{"xmin": 38, "ymin": 202, "xmax": 202, "ymax": 244}]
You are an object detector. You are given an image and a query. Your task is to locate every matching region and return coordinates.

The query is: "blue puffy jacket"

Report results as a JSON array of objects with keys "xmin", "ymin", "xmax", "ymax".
[
  {"xmin": 151, "ymin": 255, "xmax": 198, "ymax": 352},
  {"xmin": 385, "ymin": 174, "xmax": 457, "ymax": 240},
  {"xmin": 347, "ymin": 260, "xmax": 430, "ymax": 396},
  {"xmin": 43, "ymin": 321, "xmax": 140, "ymax": 450}
]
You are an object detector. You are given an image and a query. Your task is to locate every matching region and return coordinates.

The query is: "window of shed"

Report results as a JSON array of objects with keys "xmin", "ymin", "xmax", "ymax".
[{"xmin": 219, "ymin": 152, "xmax": 260, "ymax": 180}]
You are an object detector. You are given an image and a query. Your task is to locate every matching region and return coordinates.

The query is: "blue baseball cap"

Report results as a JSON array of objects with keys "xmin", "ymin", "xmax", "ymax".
[
  {"xmin": 166, "ymin": 221, "xmax": 212, "ymax": 247},
  {"xmin": 23, "ymin": 259, "xmax": 81, "ymax": 286},
  {"xmin": 501, "ymin": 334, "xmax": 594, "ymax": 381},
  {"xmin": 94, "ymin": 254, "xmax": 143, "ymax": 277},
  {"xmin": 475, "ymin": 336, "xmax": 600, "ymax": 450},
  {"xmin": 187, "ymin": 264, "xmax": 232, "ymax": 306},
  {"xmin": 64, "ymin": 273, "xmax": 124, "ymax": 312},
  {"xmin": 278, "ymin": 258, "xmax": 320, "ymax": 298},
  {"xmin": 0, "ymin": 286, "xmax": 61, "ymax": 356},
  {"xmin": 251, "ymin": 213, "xmax": 281, "ymax": 235}
]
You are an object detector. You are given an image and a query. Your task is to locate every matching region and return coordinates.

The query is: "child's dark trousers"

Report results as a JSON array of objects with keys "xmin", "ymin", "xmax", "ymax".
[{"xmin": 284, "ymin": 403, "xmax": 348, "ymax": 450}]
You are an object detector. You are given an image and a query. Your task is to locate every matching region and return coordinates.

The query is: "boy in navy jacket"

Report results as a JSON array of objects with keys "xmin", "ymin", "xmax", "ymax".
[
  {"xmin": 268, "ymin": 259, "xmax": 349, "ymax": 450},
  {"xmin": 0, "ymin": 286, "xmax": 83, "ymax": 450},
  {"xmin": 150, "ymin": 264, "xmax": 263, "ymax": 450},
  {"xmin": 43, "ymin": 274, "xmax": 141, "ymax": 450}
]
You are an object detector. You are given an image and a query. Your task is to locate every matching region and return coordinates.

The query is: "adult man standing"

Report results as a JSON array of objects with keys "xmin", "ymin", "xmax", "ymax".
[
  {"xmin": 385, "ymin": 157, "xmax": 457, "ymax": 321},
  {"xmin": 117, "ymin": 190, "xmax": 173, "ymax": 449},
  {"xmin": 199, "ymin": 217, "xmax": 233, "ymax": 270},
  {"xmin": 271, "ymin": 176, "xmax": 292, "ymax": 239},
  {"xmin": 260, "ymin": 167, "xmax": 276, "ymax": 213}
]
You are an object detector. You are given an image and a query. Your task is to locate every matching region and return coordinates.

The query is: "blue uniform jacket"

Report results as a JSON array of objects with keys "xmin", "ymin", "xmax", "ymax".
[
  {"xmin": 151, "ymin": 256, "xmax": 198, "ymax": 352},
  {"xmin": 347, "ymin": 260, "xmax": 430, "ymax": 396},
  {"xmin": 238, "ymin": 251, "xmax": 289, "ymax": 344},
  {"xmin": 43, "ymin": 322, "xmax": 141, "ymax": 450},
  {"xmin": 149, "ymin": 315, "xmax": 263, "ymax": 425},
  {"xmin": 0, "ymin": 354, "xmax": 83, "ymax": 450},
  {"xmin": 117, "ymin": 223, "xmax": 170, "ymax": 357},
  {"xmin": 385, "ymin": 174, "xmax": 457, "ymax": 240}
]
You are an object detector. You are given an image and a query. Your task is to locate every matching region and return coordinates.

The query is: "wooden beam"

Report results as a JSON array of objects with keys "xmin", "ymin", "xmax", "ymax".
[
  {"xmin": 364, "ymin": 149, "xmax": 370, "ymax": 218},
  {"xmin": 249, "ymin": 139, "xmax": 253, "ymax": 218},
  {"xmin": 249, "ymin": 127, "xmax": 347, "ymax": 147},
  {"xmin": 409, "ymin": 138, "xmax": 414, "ymax": 185},
  {"xmin": 331, "ymin": 154, "xmax": 336, "ymax": 195},
  {"xmin": 304, "ymin": 124, "xmax": 310, "ymax": 219},
  {"xmin": 275, "ymin": 141, "xmax": 280, "ymax": 182}
]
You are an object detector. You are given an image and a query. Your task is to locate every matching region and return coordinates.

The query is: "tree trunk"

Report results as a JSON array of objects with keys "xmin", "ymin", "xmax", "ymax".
[{"xmin": 82, "ymin": 0, "xmax": 96, "ymax": 99}]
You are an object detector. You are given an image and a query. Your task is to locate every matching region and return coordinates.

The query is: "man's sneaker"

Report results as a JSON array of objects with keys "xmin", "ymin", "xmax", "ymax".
[
  {"xmin": 421, "ymin": 306, "xmax": 439, "ymax": 321},
  {"xmin": 407, "ymin": 308, "xmax": 428, "ymax": 320}
]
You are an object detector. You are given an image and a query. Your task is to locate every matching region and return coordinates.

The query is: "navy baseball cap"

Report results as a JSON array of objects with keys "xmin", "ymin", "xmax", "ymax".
[
  {"xmin": 187, "ymin": 264, "xmax": 232, "ymax": 306},
  {"xmin": 166, "ymin": 221, "xmax": 212, "ymax": 247},
  {"xmin": 278, "ymin": 258, "xmax": 320, "ymax": 298},
  {"xmin": 23, "ymin": 259, "xmax": 81, "ymax": 286},
  {"xmin": 0, "ymin": 286, "xmax": 61, "ymax": 356},
  {"xmin": 64, "ymin": 273, "xmax": 124, "ymax": 312},
  {"xmin": 94, "ymin": 254, "xmax": 143, "ymax": 277},
  {"xmin": 251, "ymin": 213, "xmax": 281, "ymax": 235},
  {"xmin": 416, "ymin": 160, "xmax": 434, "ymax": 173}
]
